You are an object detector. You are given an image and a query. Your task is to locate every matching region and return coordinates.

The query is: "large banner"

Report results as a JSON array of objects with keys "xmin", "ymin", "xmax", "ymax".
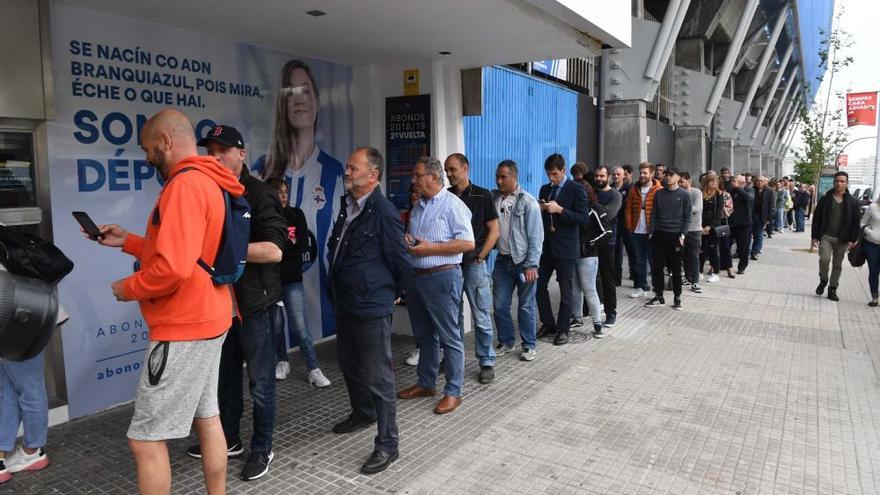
[
  {"xmin": 846, "ymin": 92, "xmax": 877, "ymax": 127},
  {"xmin": 48, "ymin": 4, "xmax": 353, "ymax": 418}
]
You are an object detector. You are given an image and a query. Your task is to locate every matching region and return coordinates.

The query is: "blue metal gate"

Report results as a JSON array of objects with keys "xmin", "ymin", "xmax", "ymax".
[{"xmin": 464, "ymin": 66, "xmax": 579, "ymax": 197}]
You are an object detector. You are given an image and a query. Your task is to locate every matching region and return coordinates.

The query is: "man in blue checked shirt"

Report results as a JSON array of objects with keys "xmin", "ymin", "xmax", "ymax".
[{"xmin": 397, "ymin": 156, "xmax": 475, "ymax": 415}]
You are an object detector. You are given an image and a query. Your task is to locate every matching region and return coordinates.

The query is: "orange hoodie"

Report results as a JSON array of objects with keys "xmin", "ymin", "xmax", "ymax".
[{"xmin": 121, "ymin": 156, "xmax": 245, "ymax": 341}]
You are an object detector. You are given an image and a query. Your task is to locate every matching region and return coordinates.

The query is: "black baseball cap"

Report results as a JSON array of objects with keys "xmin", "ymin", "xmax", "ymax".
[
  {"xmin": 198, "ymin": 124, "xmax": 245, "ymax": 149},
  {"xmin": 664, "ymin": 167, "xmax": 681, "ymax": 176}
]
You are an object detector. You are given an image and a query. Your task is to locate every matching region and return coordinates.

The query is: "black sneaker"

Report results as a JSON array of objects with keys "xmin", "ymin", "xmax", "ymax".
[
  {"xmin": 537, "ymin": 324, "xmax": 556, "ymax": 338},
  {"xmin": 827, "ymin": 287, "xmax": 839, "ymax": 302},
  {"xmin": 672, "ymin": 298, "xmax": 682, "ymax": 310},
  {"xmin": 186, "ymin": 441, "xmax": 244, "ymax": 459},
  {"xmin": 569, "ymin": 315, "xmax": 583, "ymax": 328},
  {"xmin": 750, "ymin": 254, "xmax": 759, "ymax": 261},
  {"xmin": 816, "ymin": 280, "xmax": 828, "ymax": 295},
  {"xmin": 241, "ymin": 450, "xmax": 275, "ymax": 481},
  {"xmin": 592, "ymin": 323, "xmax": 605, "ymax": 339},
  {"xmin": 603, "ymin": 312, "xmax": 616, "ymax": 327},
  {"xmin": 553, "ymin": 331, "xmax": 569, "ymax": 346},
  {"xmin": 690, "ymin": 283, "xmax": 702, "ymax": 293},
  {"xmin": 478, "ymin": 366, "xmax": 495, "ymax": 384},
  {"xmin": 644, "ymin": 296, "xmax": 665, "ymax": 307}
]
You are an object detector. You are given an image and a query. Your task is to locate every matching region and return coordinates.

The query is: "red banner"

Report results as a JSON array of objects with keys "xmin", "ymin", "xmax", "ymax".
[
  {"xmin": 837, "ymin": 154, "xmax": 848, "ymax": 167},
  {"xmin": 846, "ymin": 92, "xmax": 878, "ymax": 127}
]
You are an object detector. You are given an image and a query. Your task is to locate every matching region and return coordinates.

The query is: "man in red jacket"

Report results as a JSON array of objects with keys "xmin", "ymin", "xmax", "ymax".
[{"xmin": 97, "ymin": 109, "xmax": 244, "ymax": 495}]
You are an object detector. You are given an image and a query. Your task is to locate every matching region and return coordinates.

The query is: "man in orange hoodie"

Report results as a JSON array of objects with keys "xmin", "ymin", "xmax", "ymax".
[
  {"xmin": 623, "ymin": 162, "xmax": 662, "ymax": 298},
  {"xmin": 97, "ymin": 109, "xmax": 244, "ymax": 495}
]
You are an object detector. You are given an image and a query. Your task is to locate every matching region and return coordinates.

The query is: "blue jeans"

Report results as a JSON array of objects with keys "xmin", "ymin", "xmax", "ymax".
[
  {"xmin": 277, "ymin": 282, "xmax": 319, "ymax": 371},
  {"xmin": 864, "ymin": 240, "xmax": 880, "ymax": 298},
  {"xmin": 218, "ymin": 306, "xmax": 277, "ymax": 454},
  {"xmin": 459, "ymin": 262, "xmax": 496, "ymax": 367},
  {"xmin": 572, "ymin": 257, "xmax": 602, "ymax": 324},
  {"xmin": 0, "ymin": 351, "xmax": 48, "ymax": 451},
  {"xmin": 750, "ymin": 214, "xmax": 765, "ymax": 255},
  {"xmin": 631, "ymin": 233, "xmax": 651, "ymax": 291},
  {"xmin": 776, "ymin": 208, "xmax": 785, "ymax": 231},
  {"xmin": 795, "ymin": 208, "xmax": 806, "ymax": 232},
  {"xmin": 492, "ymin": 255, "xmax": 537, "ymax": 350},
  {"xmin": 408, "ymin": 268, "xmax": 465, "ymax": 397}
]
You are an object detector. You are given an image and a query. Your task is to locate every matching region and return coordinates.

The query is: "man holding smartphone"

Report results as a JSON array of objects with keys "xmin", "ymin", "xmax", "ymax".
[
  {"xmin": 95, "ymin": 109, "xmax": 244, "ymax": 495},
  {"xmin": 645, "ymin": 167, "xmax": 692, "ymax": 310}
]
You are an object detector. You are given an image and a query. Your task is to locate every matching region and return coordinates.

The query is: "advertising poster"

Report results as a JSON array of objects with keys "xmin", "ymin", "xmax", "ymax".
[
  {"xmin": 48, "ymin": 3, "xmax": 353, "ymax": 418},
  {"xmin": 385, "ymin": 95, "xmax": 431, "ymax": 211},
  {"xmin": 846, "ymin": 92, "xmax": 878, "ymax": 127}
]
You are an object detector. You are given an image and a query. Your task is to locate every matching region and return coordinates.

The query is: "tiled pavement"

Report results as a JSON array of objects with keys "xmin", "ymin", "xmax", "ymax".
[{"xmin": 4, "ymin": 228, "xmax": 880, "ymax": 494}]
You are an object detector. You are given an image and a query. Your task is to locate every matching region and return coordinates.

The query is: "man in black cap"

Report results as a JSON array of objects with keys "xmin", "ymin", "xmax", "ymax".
[
  {"xmin": 186, "ymin": 125, "xmax": 288, "ymax": 482},
  {"xmin": 645, "ymin": 167, "xmax": 692, "ymax": 310}
]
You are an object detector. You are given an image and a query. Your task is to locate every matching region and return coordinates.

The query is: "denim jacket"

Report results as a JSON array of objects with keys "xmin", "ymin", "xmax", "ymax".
[{"xmin": 492, "ymin": 188, "xmax": 543, "ymax": 267}]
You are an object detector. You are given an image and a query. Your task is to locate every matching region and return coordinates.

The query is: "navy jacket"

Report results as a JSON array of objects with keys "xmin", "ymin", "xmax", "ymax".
[
  {"xmin": 727, "ymin": 185, "xmax": 754, "ymax": 227},
  {"xmin": 327, "ymin": 188, "xmax": 411, "ymax": 318},
  {"xmin": 538, "ymin": 179, "xmax": 590, "ymax": 260},
  {"xmin": 753, "ymin": 188, "xmax": 774, "ymax": 225}
]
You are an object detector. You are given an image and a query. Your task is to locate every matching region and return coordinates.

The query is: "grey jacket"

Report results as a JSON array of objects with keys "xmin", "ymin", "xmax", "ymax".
[{"xmin": 492, "ymin": 188, "xmax": 544, "ymax": 267}]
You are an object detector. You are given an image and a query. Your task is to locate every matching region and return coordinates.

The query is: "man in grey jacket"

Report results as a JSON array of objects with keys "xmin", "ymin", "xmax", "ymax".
[
  {"xmin": 680, "ymin": 172, "xmax": 704, "ymax": 293},
  {"xmin": 491, "ymin": 160, "xmax": 544, "ymax": 361}
]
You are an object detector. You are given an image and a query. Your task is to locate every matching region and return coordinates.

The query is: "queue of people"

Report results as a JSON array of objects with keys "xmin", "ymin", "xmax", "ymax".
[{"xmin": 5, "ymin": 105, "xmax": 872, "ymax": 495}]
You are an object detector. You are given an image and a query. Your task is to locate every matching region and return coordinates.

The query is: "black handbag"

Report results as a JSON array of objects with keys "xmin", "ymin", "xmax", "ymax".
[
  {"xmin": 714, "ymin": 224, "xmax": 731, "ymax": 238},
  {"xmin": 0, "ymin": 225, "xmax": 74, "ymax": 285},
  {"xmin": 848, "ymin": 232, "xmax": 866, "ymax": 268}
]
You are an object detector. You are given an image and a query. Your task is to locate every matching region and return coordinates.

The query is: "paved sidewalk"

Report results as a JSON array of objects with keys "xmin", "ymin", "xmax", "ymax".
[{"xmin": 3, "ymin": 228, "xmax": 880, "ymax": 494}]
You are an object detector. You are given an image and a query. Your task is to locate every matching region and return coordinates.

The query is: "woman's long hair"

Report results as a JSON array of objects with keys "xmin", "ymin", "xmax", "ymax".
[
  {"xmin": 262, "ymin": 59, "xmax": 320, "ymax": 181},
  {"xmin": 702, "ymin": 171, "xmax": 721, "ymax": 200}
]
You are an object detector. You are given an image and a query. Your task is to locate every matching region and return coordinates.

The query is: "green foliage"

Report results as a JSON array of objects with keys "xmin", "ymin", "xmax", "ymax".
[{"xmin": 794, "ymin": 10, "xmax": 853, "ymax": 184}]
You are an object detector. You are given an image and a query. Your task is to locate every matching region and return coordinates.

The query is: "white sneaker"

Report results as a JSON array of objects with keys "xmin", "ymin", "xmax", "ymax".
[
  {"xmin": 707, "ymin": 273, "xmax": 720, "ymax": 283},
  {"xmin": 6, "ymin": 445, "xmax": 49, "ymax": 473},
  {"xmin": 520, "ymin": 348, "xmax": 536, "ymax": 361},
  {"xmin": 405, "ymin": 348, "xmax": 420, "ymax": 366},
  {"xmin": 275, "ymin": 361, "xmax": 290, "ymax": 380},
  {"xmin": 629, "ymin": 288, "xmax": 646, "ymax": 298},
  {"xmin": 308, "ymin": 368, "xmax": 331, "ymax": 388}
]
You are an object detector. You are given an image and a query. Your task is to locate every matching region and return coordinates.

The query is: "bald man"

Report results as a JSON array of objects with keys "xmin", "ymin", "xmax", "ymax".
[{"xmin": 95, "ymin": 109, "xmax": 245, "ymax": 495}]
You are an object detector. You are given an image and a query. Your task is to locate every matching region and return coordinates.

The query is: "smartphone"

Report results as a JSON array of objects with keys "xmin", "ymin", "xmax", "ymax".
[{"xmin": 72, "ymin": 211, "xmax": 103, "ymax": 240}]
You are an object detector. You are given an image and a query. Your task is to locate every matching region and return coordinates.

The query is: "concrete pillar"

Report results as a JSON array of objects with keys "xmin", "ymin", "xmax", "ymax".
[
  {"xmin": 676, "ymin": 38, "xmax": 704, "ymax": 72},
  {"xmin": 761, "ymin": 154, "xmax": 774, "ymax": 177},
  {"xmin": 733, "ymin": 145, "xmax": 751, "ymax": 175},
  {"xmin": 605, "ymin": 100, "xmax": 648, "ymax": 166},
  {"xmin": 674, "ymin": 126, "xmax": 707, "ymax": 177},
  {"xmin": 749, "ymin": 150, "xmax": 762, "ymax": 175},
  {"xmin": 712, "ymin": 139, "xmax": 733, "ymax": 172}
]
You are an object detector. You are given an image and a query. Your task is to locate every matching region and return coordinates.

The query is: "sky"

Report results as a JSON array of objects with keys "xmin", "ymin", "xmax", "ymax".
[{"xmin": 790, "ymin": 0, "xmax": 879, "ymax": 163}]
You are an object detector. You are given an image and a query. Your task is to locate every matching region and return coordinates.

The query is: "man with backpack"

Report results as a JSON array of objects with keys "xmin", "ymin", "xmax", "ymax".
[
  {"xmin": 187, "ymin": 125, "xmax": 287, "ymax": 482},
  {"xmin": 98, "ymin": 110, "xmax": 245, "ymax": 495},
  {"xmin": 593, "ymin": 166, "xmax": 621, "ymax": 328}
]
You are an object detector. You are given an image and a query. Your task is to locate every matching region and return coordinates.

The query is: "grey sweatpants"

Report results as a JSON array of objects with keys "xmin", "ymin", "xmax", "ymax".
[{"xmin": 819, "ymin": 235, "xmax": 847, "ymax": 288}]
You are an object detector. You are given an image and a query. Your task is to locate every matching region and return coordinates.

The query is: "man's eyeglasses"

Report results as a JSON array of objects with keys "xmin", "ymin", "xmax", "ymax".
[{"xmin": 412, "ymin": 172, "xmax": 432, "ymax": 180}]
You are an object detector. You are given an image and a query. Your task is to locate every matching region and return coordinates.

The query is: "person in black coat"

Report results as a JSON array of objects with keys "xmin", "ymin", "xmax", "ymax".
[
  {"xmin": 727, "ymin": 175, "xmax": 754, "ymax": 274},
  {"xmin": 327, "ymin": 147, "xmax": 410, "ymax": 475},
  {"xmin": 811, "ymin": 171, "xmax": 863, "ymax": 301},
  {"xmin": 535, "ymin": 154, "xmax": 589, "ymax": 346},
  {"xmin": 750, "ymin": 176, "xmax": 774, "ymax": 260}
]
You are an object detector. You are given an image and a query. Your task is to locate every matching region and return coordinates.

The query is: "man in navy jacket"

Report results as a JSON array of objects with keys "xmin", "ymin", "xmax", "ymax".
[
  {"xmin": 327, "ymin": 147, "xmax": 410, "ymax": 475},
  {"xmin": 536, "ymin": 154, "xmax": 589, "ymax": 346}
]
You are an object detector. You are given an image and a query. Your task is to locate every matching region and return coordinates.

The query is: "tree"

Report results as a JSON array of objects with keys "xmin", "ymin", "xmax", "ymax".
[{"xmin": 792, "ymin": 8, "xmax": 853, "ymax": 184}]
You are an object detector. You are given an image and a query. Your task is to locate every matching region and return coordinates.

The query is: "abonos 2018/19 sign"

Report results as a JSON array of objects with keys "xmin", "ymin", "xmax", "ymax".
[{"xmin": 48, "ymin": 3, "xmax": 353, "ymax": 418}]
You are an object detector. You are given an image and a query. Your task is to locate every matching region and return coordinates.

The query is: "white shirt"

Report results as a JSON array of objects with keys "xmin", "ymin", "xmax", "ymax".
[
  {"xmin": 495, "ymin": 188, "xmax": 518, "ymax": 256},
  {"xmin": 635, "ymin": 184, "xmax": 650, "ymax": 234}
]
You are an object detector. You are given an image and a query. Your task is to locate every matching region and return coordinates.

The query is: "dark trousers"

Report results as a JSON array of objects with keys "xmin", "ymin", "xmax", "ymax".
[
  {"xmin": 335, "ymin": 311, "xmax": 398, "ymax": 454},
  {"xmin": 718, "ymin": 234, "xmax": 733, "ymax": 270},
  {"xmin": 731, "ymin": 225, "xmax": 752, "ymax": 272},
  {"xmin": 218, "ymin": 305, "xmax": 277, "ymax": 454},
  {"xmin": 614, "ymin": 229, "xmax": 636, "ymax": 285},
  {"xmin": 650, "ymin": 231, "xmax": 683, "ymax": 299},
  {"xmin": 683, "ymin": 231, "xmax": 701, "ymax": 284},
  {"xmin": 596, "ymin": 241, "xmax": 617, "ymax": 315},
  {"xmin": 537, "ymin": 253, "xmax": 576, "ymax": 334},
  {"xmin": 795, "ymin": 208, "xmax": 806, "ymax": 232},
  {"xmin": 700, "ymin": 231, "xmax": 720, "ymax": 274}
]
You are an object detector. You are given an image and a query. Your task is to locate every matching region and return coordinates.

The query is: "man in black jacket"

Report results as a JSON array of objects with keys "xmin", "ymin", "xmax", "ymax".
[
  {"xmin": 750, "ymin": 176, "xmax": 773, "ymax": 260},
  {"xmin": 727, "ymin": 175, "xmax": 754, "ymax": 274},
  {"xmin": 192, "ymin": 125, "xmax": 287, "ymax": 482},
  {"xmin": 536, "ymin": 154, "xmax": 589, "ymax": 346},
  {"xmin": 811, "ymin": 171, "xmax": 862, "ymax": 301},
  {"xmin": 327, "ymin": 147, "xmax": 410, "ymax": 474}
]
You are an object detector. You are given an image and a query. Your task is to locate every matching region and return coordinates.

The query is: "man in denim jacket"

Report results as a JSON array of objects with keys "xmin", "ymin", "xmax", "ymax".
[{"xmin": 490, "ymin": 160, "xmax": 544, "ymax": 361}]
